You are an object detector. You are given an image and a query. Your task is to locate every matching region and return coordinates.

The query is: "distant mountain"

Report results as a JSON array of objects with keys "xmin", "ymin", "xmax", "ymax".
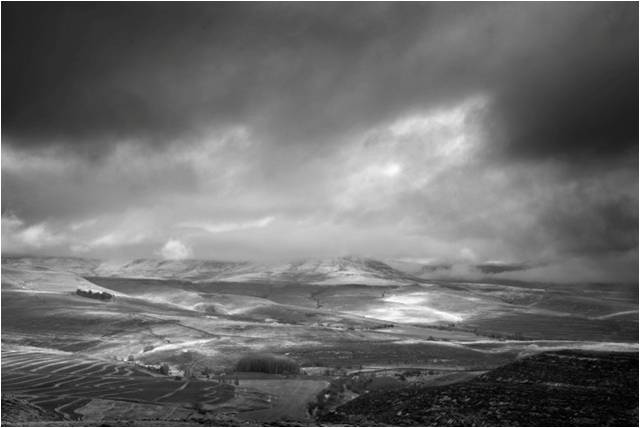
[
  {"xmin": 1, "ymin": 255, "xmax": 537, "ymax": 285},
  {"xmin": 385, "ymin": 258, "xmax": 535, "ymax": 279},
  {"xmin": 1, "ymin": 264, "xmax": 123, "ymax": 296},
  {"xmin": 93, "ymin": 258, "xmax": 247, "ymax": 281},
  {"xmin": 474, "ymin": 261, "xmax": 531, "ymax": 274},
  {"xmin": 1, "ymin": 256, "xmax": 101, "ymax": 276},
  {"xmin": 2, "ymin": 255, "xmax": 418, "ymax": 286},
  {"xmin": 218, "ymin": 256, "xmax": 417, "ymax": 285},
  {"xmin": 385, "ymin": 259, "xmax": 453, "ymax": 276}
]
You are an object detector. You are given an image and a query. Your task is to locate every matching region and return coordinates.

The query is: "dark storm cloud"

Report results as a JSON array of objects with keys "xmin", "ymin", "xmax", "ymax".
[
  {"xmin": 538, "ymin": 185, "xmax": 638, "ymax": 256},
  {"xmin": 491, "ymin": 2, "xmax": 638, "ymax": 160},
  {"xmin": 4, "ymin": 3, "xmax": 636, "ymax": 160},
  {"xmin": 1, "ymin": 2, "xmax": 637, "ymax": 281},
  {"xmin": 2, "ymin": 2, "xmax": 253, "ymax": 155},
  {"xmin": 3, "ymin": 2, "xmax": 413, "ymax": 152},
  {"xmin": 3, "ymin": 2, "xmax": 486, "ymax": 158}
]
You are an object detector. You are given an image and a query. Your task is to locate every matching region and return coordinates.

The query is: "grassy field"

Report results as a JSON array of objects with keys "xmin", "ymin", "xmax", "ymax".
[
  {"xmin": 462, "ymin": 311, "xmax": 638, "ymax": 342},
  {"xmin": 287, "ymin": 341, "xmax": 517, "ymax": 371},
  {"xmin": 2, "ymin": 259, "xmax": 637, "ymax": 425},
  {"xmin": 237, "ymin": 379, "xmax": 329, "ymax": 422}
]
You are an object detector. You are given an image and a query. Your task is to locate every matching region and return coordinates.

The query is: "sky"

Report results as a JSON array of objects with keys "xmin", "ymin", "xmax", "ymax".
[{"xmin": 2, "ymin": 3, "xmax": 638, "ymax": 282}]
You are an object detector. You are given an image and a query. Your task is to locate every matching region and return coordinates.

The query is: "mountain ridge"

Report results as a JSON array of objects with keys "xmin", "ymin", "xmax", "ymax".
[{"xmin": 1, "ymin": 255, "xmax": 420, "ymax": 286}]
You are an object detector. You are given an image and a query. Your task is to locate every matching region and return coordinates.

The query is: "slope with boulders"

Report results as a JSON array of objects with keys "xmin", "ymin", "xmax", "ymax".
[{"xmin": 321, "ymin": 350, "xmax": 639, "ymax": 426}]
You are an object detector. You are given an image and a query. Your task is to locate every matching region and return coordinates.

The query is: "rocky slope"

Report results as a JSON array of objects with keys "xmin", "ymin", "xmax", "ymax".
[
  {"xmin": 1, "ymin": 394, "xmax": 63, "ymax": 426},
  {"xmin": 321, "ymin": 350, "xmax": 639, "ymax": 426}
]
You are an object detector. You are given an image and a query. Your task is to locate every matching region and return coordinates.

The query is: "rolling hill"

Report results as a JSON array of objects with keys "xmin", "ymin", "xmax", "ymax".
[
  {"xmin": 1, "ymin": 255, "xmax": 637, "ymax": 425},
  {"xmin": 3, "ymin": 255, "xmax": 417, "ymax": 286}
]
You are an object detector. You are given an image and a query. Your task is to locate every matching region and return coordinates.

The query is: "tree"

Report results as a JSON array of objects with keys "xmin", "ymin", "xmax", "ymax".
[{"xmin": 76, "ymin": 288, "xmax": 113, "ymax": 301}]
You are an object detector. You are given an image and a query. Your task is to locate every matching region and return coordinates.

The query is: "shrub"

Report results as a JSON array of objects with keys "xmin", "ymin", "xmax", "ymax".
[
  {"xmin": 235, "ymin": 353, "xmax": 300, "ymax": 375},
  {"xmin": 76, "ymin": 288, "xmax": 113, "ymax": 301}
]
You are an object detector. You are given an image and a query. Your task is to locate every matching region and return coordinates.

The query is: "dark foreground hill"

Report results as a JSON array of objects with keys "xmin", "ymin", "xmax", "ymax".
[
  {"xmin": 1, "ymin": 394, "xmax": 63, "ymax": 426},
  {"xmin": 320, "ymin": 350, "xmax": 639, "ymax": 427}
]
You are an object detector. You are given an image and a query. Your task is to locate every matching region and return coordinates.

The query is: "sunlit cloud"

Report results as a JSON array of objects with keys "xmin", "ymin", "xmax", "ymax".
[
  {"xmin": 333, "ymin": 95, "xmax": 489, "ymax": 212},
  {"xmin": 178, "ymin": 216, "xmax": 275, "ymax": 234},
  {"xmin": 90, "ymin": 232, "xmax": 147, "ymax": 248},
  {"xmin": 70, "ymin": 218, "xmax": 99, "ymax": 231},
  {"xmin": 380, "ymin": 162, "xmax": 402, "ymax": 178},
  {"xmin": 387, "ymin": 95, "xmax": 489, "ymax": 138},
  {"xmin": 157, "ymin": 239, "xmax": 193, "ymax": 260},
  {"xmin": 1, "ymin": 213, "xmax": 24, "ymax": 230},
  {"xmin": 1, "ymin": 213, "xmax": 68, "ymax": 251}
]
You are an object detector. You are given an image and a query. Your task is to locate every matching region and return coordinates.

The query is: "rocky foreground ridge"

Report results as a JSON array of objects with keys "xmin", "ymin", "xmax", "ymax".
[{"xmin": 321, "ymin": 350, "xmax": 639, "ymax": 426}]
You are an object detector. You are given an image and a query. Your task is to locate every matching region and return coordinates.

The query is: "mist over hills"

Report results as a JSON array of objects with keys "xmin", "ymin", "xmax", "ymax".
[
  {"xmin": 6, "ymin": 254, "xmax": 635, "ymax": 291},
  {"xmin": 2, "ymin": 255, "xmax": 417, "ymax": 285},
  {"xmin": 0, "ymin": 254, "xmax": 612, "ymax": 287}
]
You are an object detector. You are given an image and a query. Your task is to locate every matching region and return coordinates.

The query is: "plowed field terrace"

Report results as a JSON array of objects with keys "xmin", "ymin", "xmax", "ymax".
[{"xmin": 1, "ymin": 348, "xmax": 234, "ymax": 421}]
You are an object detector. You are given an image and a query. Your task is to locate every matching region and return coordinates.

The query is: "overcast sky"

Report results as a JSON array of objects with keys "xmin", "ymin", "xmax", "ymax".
[{"xmin": 2, "ymin": 3, "xmax": 638, "ymax": 282}]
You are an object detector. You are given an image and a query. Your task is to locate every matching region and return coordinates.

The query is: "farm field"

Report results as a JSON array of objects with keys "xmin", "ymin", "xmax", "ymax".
[
  {"xmin": 1, "ymin": 346, "xmax": 235, "ymax": 423},
  {"xmin": 1, "ymin": 256, "xmax": 637, "ymax": 425},
  {"xmin": 236, "ymin": 379, "xmax": 330, "ymax": 422}
]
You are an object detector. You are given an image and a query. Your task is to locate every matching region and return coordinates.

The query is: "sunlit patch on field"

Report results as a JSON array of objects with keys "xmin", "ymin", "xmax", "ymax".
[
  {"xmin": 344, "ymin": 291, "xmax": 468, "ymax": 324},
  {"xmin": 146, "ymin": 339, "xmax": 217, "ymax": 354},
  {"xmin": 367, "ymin": 306, "xmax": 463, "ymax": 324},
  {"xmin": 382, "ymin": 293, "xmax": 427, "ymax": 305},
  {"xmin": 515, "ymin": 341, "xmax": 639, "ymax": 356}
]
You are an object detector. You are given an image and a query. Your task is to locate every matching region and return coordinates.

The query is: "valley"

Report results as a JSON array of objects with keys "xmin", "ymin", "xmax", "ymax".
[{"xmin": 1, "ymin": 255, "xmax": 637, "ymax": 426}]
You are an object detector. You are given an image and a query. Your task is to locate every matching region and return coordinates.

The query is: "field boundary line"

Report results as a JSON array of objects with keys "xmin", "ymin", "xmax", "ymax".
[{"xmin": 155, "ymin": 380, "xmax": 190, "ymax": 401}]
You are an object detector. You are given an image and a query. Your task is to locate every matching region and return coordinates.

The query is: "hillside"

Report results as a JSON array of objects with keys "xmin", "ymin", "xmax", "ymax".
[
  {"xmin": 2, "ymin": 394, "xmax": 64, "ymax": 426},
  {"xmin": 1, "ymin": 255, "xmax": 638, "ymax": 426},
  {"xmin": 1, "ymin": 265, "xmax": 123, "ymax": 296},
  {"xmin": 321, "ymin": 350, "xmax": 639, "ymax": 426},
  {"xmin": 217, "ymin": 257, "xmax": 416, "ymax": 285},
  {"xmin": 2, "ymin": 256, "xmax": 416, "ymax": 286}
]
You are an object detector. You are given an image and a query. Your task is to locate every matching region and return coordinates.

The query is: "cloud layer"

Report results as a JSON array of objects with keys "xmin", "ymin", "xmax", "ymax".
[{"xmin": 2, "ymin": 3, "xmax": 637, "ymax": 282}]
